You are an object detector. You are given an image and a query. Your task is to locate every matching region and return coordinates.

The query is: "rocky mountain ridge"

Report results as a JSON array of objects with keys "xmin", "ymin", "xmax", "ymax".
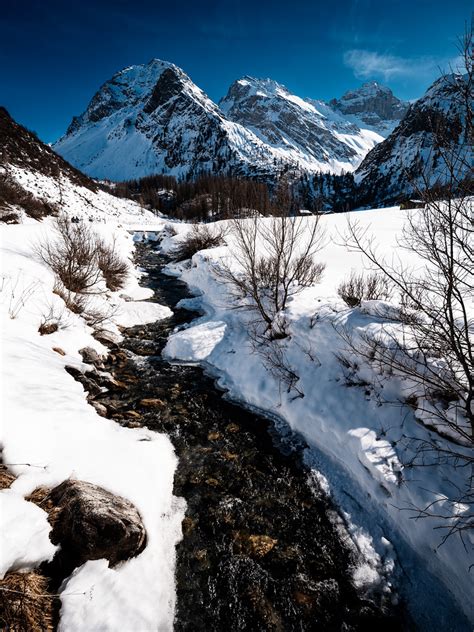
[
  {"xmin": 54, "ymin": 59, "xmax": 409, "ymax": 182},
  {"xmin": 329, "ymin": 81, "xmax": 409, "ymax": 134}
]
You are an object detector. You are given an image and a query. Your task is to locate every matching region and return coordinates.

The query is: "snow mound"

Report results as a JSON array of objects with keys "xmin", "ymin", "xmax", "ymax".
[{"xmin": 165, "ymin": 320, "xmax": 227, "ymax": 361}]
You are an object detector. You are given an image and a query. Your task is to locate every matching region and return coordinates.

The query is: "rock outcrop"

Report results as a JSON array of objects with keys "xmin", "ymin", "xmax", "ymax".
[{"xmin": 47, "ymin": 480, "xmax": 146, "ymax": 571}]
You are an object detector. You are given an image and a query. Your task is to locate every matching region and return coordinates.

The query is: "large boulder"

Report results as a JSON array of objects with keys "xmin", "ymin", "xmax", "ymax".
[{"xmin": 48, "ymin": 480, "xmax": 146, "ymax": 569}]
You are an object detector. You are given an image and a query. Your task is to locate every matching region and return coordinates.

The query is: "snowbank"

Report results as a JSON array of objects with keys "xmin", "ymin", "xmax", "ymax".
[
  {"xmin": 0, "ymin": 217, "xmax": 185, "ymax": 631},
  {"xmin": 162, "ymin": 208, "xmax": 473, "ymax": 629}
]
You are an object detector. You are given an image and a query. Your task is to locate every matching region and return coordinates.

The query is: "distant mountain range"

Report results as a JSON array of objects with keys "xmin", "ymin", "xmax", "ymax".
[
  {"xmin": 1, "ymin": 60, "xmax": 470, "ymax": 220},
  {"xmin": 53, "ymin": 59, "xmax": 409, "ymax": 182}
]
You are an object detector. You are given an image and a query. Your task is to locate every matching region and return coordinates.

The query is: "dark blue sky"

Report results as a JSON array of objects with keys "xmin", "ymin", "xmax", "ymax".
[{"xmin": 1, "ymin": 0, "xmax": 471, "ymax": 143}]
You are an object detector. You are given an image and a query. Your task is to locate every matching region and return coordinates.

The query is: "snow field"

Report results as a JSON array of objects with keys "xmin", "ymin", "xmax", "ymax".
[
  {"xmin": 0, "ymin": 215, "xmax": 186, "ymax": 631},
  {"xmin": 161, "ymin": 208, "xmax": 473, "ymax": 628}
]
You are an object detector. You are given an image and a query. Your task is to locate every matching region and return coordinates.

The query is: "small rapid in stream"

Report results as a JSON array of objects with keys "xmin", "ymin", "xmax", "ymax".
[{"xmin": 95, "ymin": 240, "xmax": 404, "ymax": 631}]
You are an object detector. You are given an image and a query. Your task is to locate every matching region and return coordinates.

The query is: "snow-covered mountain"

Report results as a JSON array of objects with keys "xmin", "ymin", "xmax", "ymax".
[
  {"xmin": 0, "ymin": 107, "xmax": 155, "ymax": 224},
  {"xmin": 356, "ymin": 73, "xmax": 472, "ymax": 205},
  {"xmin": 329, "ymin": 82, "xmax": 409, "ymax": 135},
  {"xmin": 54, "ymin": 60, "xmax": 283, "ymax": 182},
  {"xmin": 54, "ymin": 59, "xmax": 406, "ymax": 182},
  {"xmin": 219, "ymin": 77, "xmax": 383, "ymax": 174}
]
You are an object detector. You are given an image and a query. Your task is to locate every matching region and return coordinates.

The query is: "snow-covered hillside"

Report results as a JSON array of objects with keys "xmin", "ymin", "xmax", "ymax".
[
  {"xmin": 356, "ymin": 73, "xmax": 473, "ymax": 205},
  {"xmin": 0, "ymin": 106, "xmax": 157, "ymax": 224},
  {"xmin": 54, "ymin": 59, "xmax": 405, "ymax": 182},
  {"xmin": 0, "ymin": 213, "xmax": 189, "ymax": 629},
  {"xmin": 160, "ymin": 210, "xmax": 473, "ymax": 629},
  {"xmin": 0, "ymin": 106, "xmax": 185, "ymax": 629}
]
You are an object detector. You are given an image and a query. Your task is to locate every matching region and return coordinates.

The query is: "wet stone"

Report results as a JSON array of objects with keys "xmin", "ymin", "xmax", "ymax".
[
  {"xmin": 139, "ymin": 398, "xmax": 166, "ymax": 408},
  {"xmin": 234, "ymin": 533, "xmax": 278, "ymax": 558}
]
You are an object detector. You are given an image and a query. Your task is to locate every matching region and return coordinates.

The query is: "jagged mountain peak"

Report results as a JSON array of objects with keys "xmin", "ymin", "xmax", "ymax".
[
  {"xmin": 219, "ymin": 75, "xmax": 384, "ymax": 174},
  {"xmin": 220, "ymin": 76, "xmax": 317, "ymax": 115},
  {"xmin": 422, "ymin": 72, "xmax": 469, "ymax": 104},
  {"xmin": 329, "ymin": 81, "xmax": 409, "ymax": 134},
  {"xmin": 65, "ymin": 58, "xmax": 207, "ymax": 134},
  {"xmin": 223, "ymin": 76, "xmax": 290, "ymax": 97},
  {"xmin": 343, "ymin": 81, "xmax": 393, "ymax": 97}
]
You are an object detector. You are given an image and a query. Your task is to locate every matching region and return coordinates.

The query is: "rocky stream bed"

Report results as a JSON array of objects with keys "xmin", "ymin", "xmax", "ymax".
[{"xmin": 71, "ymin": 240, "xmax": 405, "ymax": 631}]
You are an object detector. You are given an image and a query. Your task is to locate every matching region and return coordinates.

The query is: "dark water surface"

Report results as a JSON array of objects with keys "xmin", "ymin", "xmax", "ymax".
[{"xmin": 97, "ymin": 242, "xmax": 403, "ymax": 631}]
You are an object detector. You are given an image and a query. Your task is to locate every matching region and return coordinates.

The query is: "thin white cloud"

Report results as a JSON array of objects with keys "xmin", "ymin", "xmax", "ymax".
[{"xmin": 343, "ymin": 49, "xmax": 462, "ymax": 81}]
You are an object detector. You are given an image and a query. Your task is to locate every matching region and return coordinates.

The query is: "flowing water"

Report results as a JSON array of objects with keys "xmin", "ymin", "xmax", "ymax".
[{"xmin": 95, "ymin": 241, "xmax": 403, "ymax": 631}]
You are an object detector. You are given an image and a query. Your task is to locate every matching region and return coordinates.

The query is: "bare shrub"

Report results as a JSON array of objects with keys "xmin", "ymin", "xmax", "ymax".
[
  {"xmin": 212, "ymin": 214, "xmax": 325, "ymax": 397},
  {"xmin": 52, "ymin": 282, "xmax": 87, "ymax": 315},
  {"xmin": 0, "ymin": 173, "xmax": 58, "ymax": 222},
  {"xmin": 339, "ymin": 26, "xmax": 473, "ymax": 544},
  {"xmin": 37, "ymin": 217, "xmax": 130, "ymax": 324},
  {"xmin": 96, "ymin": 238, "xmax": 129, "ymax": 291},
  {"xmin": 38, "ymin": 303, "xmax": 69, "ymax": 336},
  {"xmin": 0, "ymin": 571, "xmax": 54, "ymax": 631},
  {"xmin": 1, "ymin": 273, "xmax": 37, "ymax": 319},
  {"xmin": 172, "ymin": 224, "xmax": 226, "ymax": 262},
  {"xmin": 250, "ymin": 328, "xmax": 304, "ymax": 398},
  {"xmin": 36, "ymin": 217, "xmax": 102, "ymax": 295},
  {"xmin": 337, "ymin": 271, "xmax": 392, "ymax": 307},
  {"xmin": 82, "ymin": 303, "xmax": 118, "ymax": 328},
  {"xmin": 216, "ymin": 215, "xmax": 325, "ymax": 339}
]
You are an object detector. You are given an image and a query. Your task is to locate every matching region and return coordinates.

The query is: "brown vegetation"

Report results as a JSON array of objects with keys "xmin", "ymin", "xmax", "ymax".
[
  {"xmin": 96, "ymin": 238, "xmax": 129, "ymax": 291},
  {"xmin": 37, "ymin": 216, "xmax": 129, "ymax": 297},
  {"xmin": 337, "ymin": 271, "xmax": 392, "ymax": 307},
  {"xmin": 0, "ymin": 572, "xmax": 54, "ymax": 632},
  {"xmin": 0, "ymin": 174, "xmax": 58, "ymax": 222}
]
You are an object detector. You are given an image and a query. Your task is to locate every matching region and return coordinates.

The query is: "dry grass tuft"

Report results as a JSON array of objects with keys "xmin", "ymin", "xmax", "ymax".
[
  {"xmin": 0, "ymin": 571, "xmax": 54, "ymax": 631},
  {"xmin": 0, "ymin": 465, "xmax": 15, "ymax": 490}
]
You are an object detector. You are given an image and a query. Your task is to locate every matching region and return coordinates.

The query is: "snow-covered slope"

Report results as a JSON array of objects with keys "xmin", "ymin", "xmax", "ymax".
[
  {"xmin": 356, "ymin": 74, "xmax": 473, "ymax": 205},
  {"xmin": 54, "ymin": 60, "xmax": 407, "ymax": 182},
  {"xmin": 219, "ymin": 77, "xmax": 383, "ymax": 173},
  {"xmin": 329, "ymin": 82, "xmax": 408, "ymax": 135},
  {"xmin": 0, "ymin": 218, "xmax": 185, "ymax": 630},
  {"xmin": 0, "ymin": 106, "xmax": 158, "ymax": 225},
  {"xmin": 1, "ymin": 106, "xmax": 185, "ymax": 628}
]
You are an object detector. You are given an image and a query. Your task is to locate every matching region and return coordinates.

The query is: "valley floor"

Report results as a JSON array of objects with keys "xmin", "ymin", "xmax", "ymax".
[{"xmin": 0, "ymin": 207, "xmax": 472, "ymax": 630}]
